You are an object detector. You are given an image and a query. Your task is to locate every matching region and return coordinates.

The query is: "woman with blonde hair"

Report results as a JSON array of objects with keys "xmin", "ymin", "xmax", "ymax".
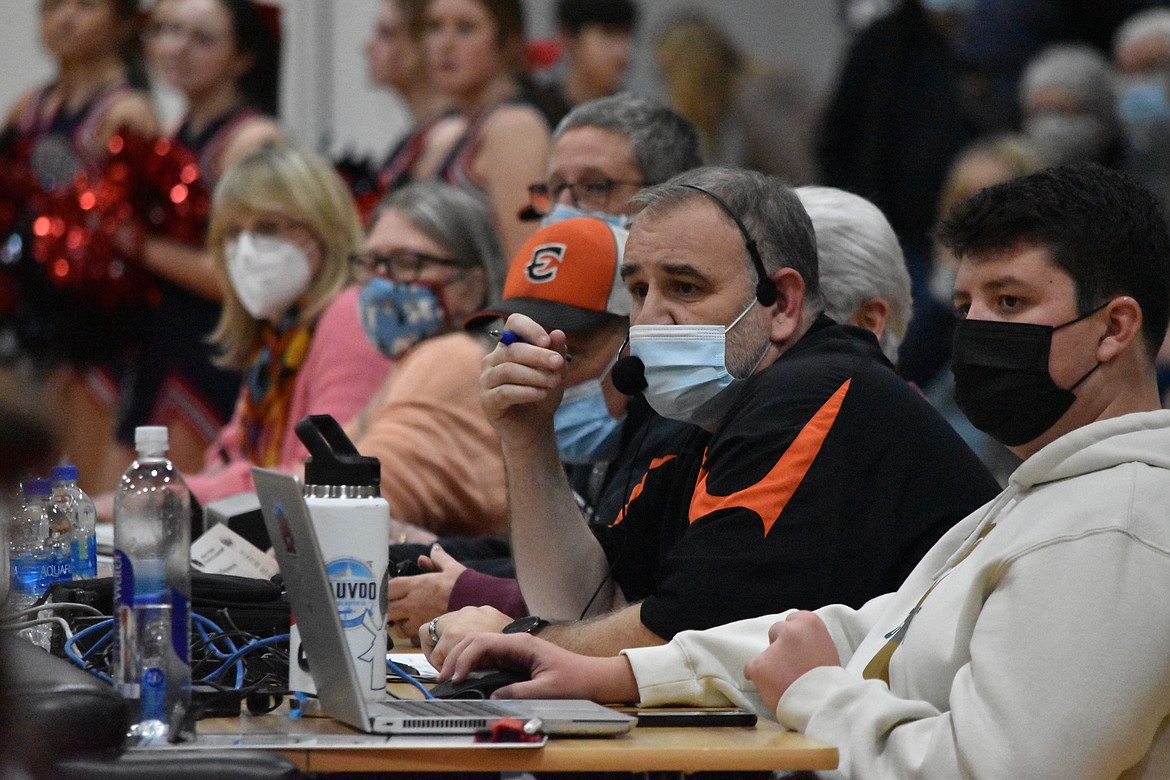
[{"xmin": 172, "ymin": 142, "xmax": 393, "ymax": 506}]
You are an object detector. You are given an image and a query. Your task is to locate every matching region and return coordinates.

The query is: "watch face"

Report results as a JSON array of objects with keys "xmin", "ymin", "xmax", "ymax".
[{"xmin": 503, "ymin": 615, "xmax": 546, "ymax": 634}]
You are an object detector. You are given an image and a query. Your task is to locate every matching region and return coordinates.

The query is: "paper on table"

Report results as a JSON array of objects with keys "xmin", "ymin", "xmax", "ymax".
[
  {"xmin": 388, "ymin": 653, "xmax": 439, "ymax": 681},
  {"xmin": 190, "ymin": 523, "xmax": 279, "ymax": 579}
]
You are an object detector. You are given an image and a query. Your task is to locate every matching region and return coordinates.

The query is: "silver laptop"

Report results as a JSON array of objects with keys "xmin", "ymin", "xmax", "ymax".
[{"xmin": 253, "ymin": 467, "xmax": 635, "ymax": 737}]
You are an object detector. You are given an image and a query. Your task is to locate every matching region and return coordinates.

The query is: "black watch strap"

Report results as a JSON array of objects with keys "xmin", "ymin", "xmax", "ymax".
[{"xmin": 502, "ymin": 615, "xmax": 550, "ymax": 635}]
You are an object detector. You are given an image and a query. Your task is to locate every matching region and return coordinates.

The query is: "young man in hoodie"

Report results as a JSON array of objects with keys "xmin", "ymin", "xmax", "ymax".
[{"xmin": 440, "ymin": 164, "xmax": 1170, "ymax": 779}]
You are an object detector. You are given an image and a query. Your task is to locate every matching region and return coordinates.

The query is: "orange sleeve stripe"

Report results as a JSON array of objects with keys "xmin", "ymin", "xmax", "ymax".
[
  {"xmin": 688, "ymin": 379, "xmax": 851, "ymax": 536},
  {"xmin": 611, "ymin": 454, "xmax": 678, "ymax": 527}
]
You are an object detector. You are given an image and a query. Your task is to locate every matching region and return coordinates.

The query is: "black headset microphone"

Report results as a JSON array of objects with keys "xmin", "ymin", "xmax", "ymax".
[{"xmin": 610, "ymin": 183, "xmax": 775, "ymax": 396}]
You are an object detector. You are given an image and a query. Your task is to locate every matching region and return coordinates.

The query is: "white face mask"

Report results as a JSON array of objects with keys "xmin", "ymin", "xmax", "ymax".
[
  {"xmin": 629, "ymin": 299, "xmax": 767, "ymax": 428},
  {"xmin": 225, "ymin": 232, "xmax": 313, "ymax": 321}
]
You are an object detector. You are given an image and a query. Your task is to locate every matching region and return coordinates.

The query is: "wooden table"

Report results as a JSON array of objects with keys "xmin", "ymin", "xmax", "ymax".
[{"xmin": 197, "ymin": 707, "xmax": 837, "ymax": 774}]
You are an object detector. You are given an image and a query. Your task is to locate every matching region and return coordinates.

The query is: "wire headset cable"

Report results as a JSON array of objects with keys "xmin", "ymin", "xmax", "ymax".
[{"xmin": 609, "ymin": 182, "xmax": 775, "ymax": 396}]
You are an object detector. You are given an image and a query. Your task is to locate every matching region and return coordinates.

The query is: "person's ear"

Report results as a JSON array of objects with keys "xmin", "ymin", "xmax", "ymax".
[
  {"xmin": 766, "ymin": 268, "xmax": 806, "ymax": 345},
  {"xmin": 1095, "ymin": 296, "xmax": 1143, "ymax": 363},
  {"xmin": 846, "ymin": 298, "xmax": 891, "ymax": 342}
]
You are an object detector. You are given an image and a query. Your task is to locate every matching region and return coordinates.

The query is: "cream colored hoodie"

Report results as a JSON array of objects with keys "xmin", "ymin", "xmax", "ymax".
[{"xmin": 625, "ymin": 410, "xmax": 1170, "ymax": 779}]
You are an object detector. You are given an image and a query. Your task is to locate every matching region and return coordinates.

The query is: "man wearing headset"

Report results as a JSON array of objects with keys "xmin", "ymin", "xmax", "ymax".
[{"xmin": 424, "ymin": 167, "xmax": 998, "ymax": 663}]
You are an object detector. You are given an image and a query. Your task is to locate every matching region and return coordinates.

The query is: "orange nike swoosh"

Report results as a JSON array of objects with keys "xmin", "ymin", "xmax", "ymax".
[
  {"xmin": 689, "ymin": 379, "xmax": 850, "ymax": 535},
  {"xmin": 611, "ymin": 454, "xmax": 678, "ymax": 526}
]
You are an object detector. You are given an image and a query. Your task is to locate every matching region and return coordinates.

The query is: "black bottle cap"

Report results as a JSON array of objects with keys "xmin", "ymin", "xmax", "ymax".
[{"xmin": 295, "ymin": 414, "xmax": 381, "ymax": 489}]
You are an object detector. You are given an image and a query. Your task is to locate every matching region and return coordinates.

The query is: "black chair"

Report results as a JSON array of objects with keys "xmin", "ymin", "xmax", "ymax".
[{"xmin": 1, "ymin": 634, "xmax": 301, "ymax": 779}]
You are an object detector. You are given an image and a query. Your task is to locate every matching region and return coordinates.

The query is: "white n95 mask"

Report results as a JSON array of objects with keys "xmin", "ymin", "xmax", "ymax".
[{"xmin": 225, "ymin": 232, "xmax": 313, "ymax": 321}]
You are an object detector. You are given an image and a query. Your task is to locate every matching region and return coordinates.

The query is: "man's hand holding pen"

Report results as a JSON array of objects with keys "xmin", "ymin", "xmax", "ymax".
[{"xmin": 480, "ymin": 314, "xmax": 570, "ymax": 447}]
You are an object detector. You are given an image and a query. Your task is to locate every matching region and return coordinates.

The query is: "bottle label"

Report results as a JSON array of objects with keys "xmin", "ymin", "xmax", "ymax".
[
  {"xmin": 39, "ymin": 554, "xmax": 71, "ymax": 584},
  {"xmin": 71, "ymin": 536, "xmax": 98, "ymax": 580},
  {"xmin": 113, "ymin": 551, "xmax": 134, "ymax": 613},
  {"xmin": 141, "ymin": 667, "xmax": 166, "ymax": 722},
  {"xmin": 12, "ymin": 555, "xmax": 41, "ymax": 594}
]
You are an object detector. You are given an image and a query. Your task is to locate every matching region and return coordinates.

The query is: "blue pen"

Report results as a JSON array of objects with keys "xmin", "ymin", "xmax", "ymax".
[
  {"xmin": 489, "ymin": 329, "xmax": 527, "ymax": 346},
  {"xmin": 488, "ymin": 329, "xmax": 572, "ymax": 361}
]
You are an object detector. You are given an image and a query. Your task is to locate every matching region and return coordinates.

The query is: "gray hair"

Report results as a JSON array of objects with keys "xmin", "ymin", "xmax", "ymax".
[
  {"xmin": 1020, "ymin": 44, "xmax": 1116, "ymax": 124},
  {"xmin": 553, "ymin": 93, "xmax": 704, "ymax": 185},
  {"xmin": 1114, "ymin": 8, "xmax": 1170, "ymax": 58},
  {"xmin": 796, "ymin": 186, "xmax": 911, "ymax": 364},
  {"xmin": 372, "ymin": 183, "xmax": 506, "ymax": 306},
  {"xmin": 631, "ymin": 166, "xmax": 820, "ymax": 307}
]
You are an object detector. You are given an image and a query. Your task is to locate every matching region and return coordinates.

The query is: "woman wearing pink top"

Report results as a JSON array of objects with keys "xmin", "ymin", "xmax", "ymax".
[
  {"xmin": 184, "ymin": 142, "xmax": 395, "ymax": 504},
  {"xmin": 87, "ymin": 143, "xmax": 393, "ymax": 519}
]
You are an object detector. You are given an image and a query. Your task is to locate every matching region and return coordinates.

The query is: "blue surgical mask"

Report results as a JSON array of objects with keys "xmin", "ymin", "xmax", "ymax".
[
  {"xmin": 358, "ymin": 277, "xmax": 447, "ymax": 358},
  {"xmin": 540, "ymin": 203, "xmax": 633, "ymax": 231},
  {"xmin": 1118, "ymin": 78, "xmax": 1170, "ymax": 126},
  {"xmin": 629, "ymin": 299, "xmax": 766, "ymax": 428},
  {"xmin": 553, "ymin": 375, "xmax": 624, "ymax": 464}
]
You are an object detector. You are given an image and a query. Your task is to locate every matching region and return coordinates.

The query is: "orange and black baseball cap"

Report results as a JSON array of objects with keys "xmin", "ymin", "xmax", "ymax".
[{"xmin": 464, "ymin": 217, "xmax": 630, "ymax": 333}]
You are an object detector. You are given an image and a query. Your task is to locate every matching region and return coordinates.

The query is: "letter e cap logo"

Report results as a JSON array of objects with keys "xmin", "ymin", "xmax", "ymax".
[{"xmin": 525, "ymin": 242, "xmax": 566, "ymax": 283}]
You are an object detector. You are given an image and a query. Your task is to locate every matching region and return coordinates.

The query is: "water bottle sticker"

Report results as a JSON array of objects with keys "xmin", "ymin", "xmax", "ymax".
[{"xmin": 326, "ymin": 558, "xmax": 378, "ymax": 629}]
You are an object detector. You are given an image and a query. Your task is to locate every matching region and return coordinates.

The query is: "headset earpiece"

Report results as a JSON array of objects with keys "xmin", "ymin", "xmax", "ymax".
[{"xmin": 755, "ymin": 275, "xmax": 777, "ymax": 307}]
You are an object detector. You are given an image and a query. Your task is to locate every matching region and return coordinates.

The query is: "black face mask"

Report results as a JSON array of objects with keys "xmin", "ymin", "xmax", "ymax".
[{"xmin": 951, "ymin": 309, "xmax": 1103, "ymax": 447}]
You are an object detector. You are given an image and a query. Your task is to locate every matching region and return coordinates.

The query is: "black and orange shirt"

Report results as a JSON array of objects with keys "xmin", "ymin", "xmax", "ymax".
[{"xmin": 594, "ymin": 317, "xmax": 1001, "ymax": 640}]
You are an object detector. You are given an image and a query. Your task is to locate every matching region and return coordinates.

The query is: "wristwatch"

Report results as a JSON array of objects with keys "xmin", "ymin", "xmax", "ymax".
[{"xmin": 502, "ymin": 615, "xmax": 550, "ymax": 635}]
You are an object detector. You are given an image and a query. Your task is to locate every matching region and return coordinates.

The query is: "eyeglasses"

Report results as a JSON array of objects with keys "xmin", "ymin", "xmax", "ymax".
[
  {"xmin": 349, "ymin": 249, "xmax": 469, "ymax": 282},
  {"xmin": 527, "ymin": 178, "xmax": 645, "ymax": 215}
]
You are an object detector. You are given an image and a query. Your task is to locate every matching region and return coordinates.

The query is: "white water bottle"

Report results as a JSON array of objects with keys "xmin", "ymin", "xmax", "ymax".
[
  {"xmin": 113, "ymin": 426, "xmax": 192, "ymax": 744},
  {"xmin": 51, "ymin": 465, "xmax": 98, "ymax": 580},
  {"xmin": 288, "ymin": 415, "xmax": 389, "ymax": 701}
]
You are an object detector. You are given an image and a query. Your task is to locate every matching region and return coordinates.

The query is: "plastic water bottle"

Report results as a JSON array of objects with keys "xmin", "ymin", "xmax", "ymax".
[
  {"xmin": 6, "ymin": 481, "xmax": 51, "ymax": 649},
  {"xmin": 50, "ymin": 465, "xmax": 98, "ymax": 580},
  {"xmin": 27, "ymin": 478, "xmax": 72, "ymax": 587},
  {"xmin": 113, "ymin": 426, "xmax": 192, "ymax": 744}
]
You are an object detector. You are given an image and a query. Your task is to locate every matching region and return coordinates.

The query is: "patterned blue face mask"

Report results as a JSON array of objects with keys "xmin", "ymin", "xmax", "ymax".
[
  {"xmin": 553, "ymin": 375, "xmax": 624, "ymax": 465},
  {"xmin": 540, "ymin": 203, "xmax": 633, "ymax": 231},
  {"xmin": 358, "ymin": 277, "xmax": 448, "ymax": 358}
]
